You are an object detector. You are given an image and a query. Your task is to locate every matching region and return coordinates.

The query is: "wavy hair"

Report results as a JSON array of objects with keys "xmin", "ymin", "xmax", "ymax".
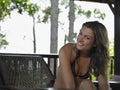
[{"xmin": 82, "ymin": 21, "xmax": 110, "ymax": 76}]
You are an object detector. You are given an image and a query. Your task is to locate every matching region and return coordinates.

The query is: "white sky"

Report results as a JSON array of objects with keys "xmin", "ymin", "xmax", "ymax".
[{"xmin": 0, "ymin": 1, "xmax": 114, "ymax": 54}]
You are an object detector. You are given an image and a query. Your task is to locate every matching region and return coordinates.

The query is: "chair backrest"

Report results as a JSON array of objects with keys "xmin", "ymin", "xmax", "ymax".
[{"xmin": 0, "ymin": 54, "xmax": 55, "ymax": 89}]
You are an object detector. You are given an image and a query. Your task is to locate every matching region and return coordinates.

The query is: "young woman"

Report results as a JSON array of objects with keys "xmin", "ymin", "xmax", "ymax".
[{"xmin": 54, "ymin": 21, "xmax": 110, "ymax": 90}]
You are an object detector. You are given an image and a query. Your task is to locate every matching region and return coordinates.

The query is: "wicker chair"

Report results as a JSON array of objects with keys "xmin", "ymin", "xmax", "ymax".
[{"xmin": 0, "ymin": 54, "xmax": 55, "ymax": 89}]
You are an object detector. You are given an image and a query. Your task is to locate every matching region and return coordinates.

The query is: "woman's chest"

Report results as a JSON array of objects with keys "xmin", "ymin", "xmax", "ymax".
[{"xmin": 72, "ymin": 57, "xmax": 91, "ymax": 77}]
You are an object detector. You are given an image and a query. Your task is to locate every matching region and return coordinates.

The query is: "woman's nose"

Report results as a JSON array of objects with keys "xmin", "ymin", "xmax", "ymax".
[{"xmin": 78, "ymin": 36, "xmax": 84, "ymax": 42}]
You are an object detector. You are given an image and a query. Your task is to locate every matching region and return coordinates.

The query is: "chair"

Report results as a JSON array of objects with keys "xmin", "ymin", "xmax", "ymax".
[{"xmin": 0, "ymin": 54, "xmax": 55, "ymax": 89}]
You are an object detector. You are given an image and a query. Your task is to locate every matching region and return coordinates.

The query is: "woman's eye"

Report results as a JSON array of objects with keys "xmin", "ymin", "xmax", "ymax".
[
  {"xmin": 85, "ymin": 36, "xmax": 91, "ymax": 40},
  {"xmin": 79, "ymin": 32, "xmax": 82, "ymax": 35},
  {"xmin": 86, "ymin": 37, "xmax": 90, "ymax": 39}
]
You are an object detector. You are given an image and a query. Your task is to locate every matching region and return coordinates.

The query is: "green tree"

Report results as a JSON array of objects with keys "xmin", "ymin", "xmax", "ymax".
[
  {"xmin": 0, "ymin": 28, "xmax": 8, "ymax": 49},
  {"xmin": 0, "ymin": 0, "xmax": 39, "ymax": 52},
  {"xmin": 41, "ymin": 0, "xmax": 106, "ymax": 46}
]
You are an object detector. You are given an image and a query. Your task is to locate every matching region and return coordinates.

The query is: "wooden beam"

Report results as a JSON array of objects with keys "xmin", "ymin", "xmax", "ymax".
[
  {"xmin": 74, "ymin": 0, "xmax": 114, "ymax": 4},
  {"xmin": 114, "ymin": 0, "xmax": 120, "ymax": 75}
]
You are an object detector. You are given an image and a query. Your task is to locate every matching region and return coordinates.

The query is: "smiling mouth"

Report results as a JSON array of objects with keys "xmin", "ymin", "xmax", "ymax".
[{"xmin": 77, "ymin": 42, "xmax": 84, "ymax": 46}]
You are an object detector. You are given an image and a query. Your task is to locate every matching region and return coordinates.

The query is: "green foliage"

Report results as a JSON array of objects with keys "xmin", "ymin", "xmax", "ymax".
[
  {"xmin": 75, "ymin": 5, "xmax": 92, "ymax": 18},
  {"xmin": 93, "ymin": 8, "xmax": 106, "ymax": 20},
  {"xmin": 25, "ymin": 3, "xmax": 39, "ymax": 16},
  {"xmin": 0, "ymin": 30, "xmax": 8, "ymax": 49},
  {"xmin": 41, "ymin": 6, "xmax": 62, "ymax": 23},
  {"xmin": 42, "ymin": 7, "xmax": 51, "ymax": 23},
  {"xmin": 0, "ymin": 0, "xmax": 39, "ymax": 49},
  {"xmin": 0, "ymin": 0, "xmax": 39, "ymax": 21},
  {"xmin": 75, "ymin": 4, "xmax": 106, "ymax": 20},
  {"xmin": 41, "ymin": 0, "xmax": 106, "ymax": 25},
  {"xmin": 0, "ymin": 0, "xmax": 11, "ymax": 20},
  {"xmin": 64, "ymin": 32, "xmax": 77, "ymax": 44},
  {"xmin": 60, "ymin": 0, "xmax": 69, "ymax": 9},
  {"xmin": 108, "ymin": 40, "xmax": 114, "ymax": 79},
  {"xmin": 13, "ymin": 0, "xmax": 40, "ymax": 16},
  {"xmin": 109, "ymin": 40, "xmax": 114, "ymax": 56}
]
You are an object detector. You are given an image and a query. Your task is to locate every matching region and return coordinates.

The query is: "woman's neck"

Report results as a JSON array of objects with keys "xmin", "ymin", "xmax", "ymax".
[{"xmin": 77, "ymin": 49, "xmax": 91, "ymax": 58}]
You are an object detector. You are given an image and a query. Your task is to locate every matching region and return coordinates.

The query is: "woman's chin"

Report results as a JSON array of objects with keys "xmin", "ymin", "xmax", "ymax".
[{"xmin": 76, "ymin": 46, "xmax": 83, "ymax": 51}]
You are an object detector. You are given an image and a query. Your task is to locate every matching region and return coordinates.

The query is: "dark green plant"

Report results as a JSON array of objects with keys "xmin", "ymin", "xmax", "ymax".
[{"xmin": 0, "ymin": 30, "xmax": 8, "ymax": 49}]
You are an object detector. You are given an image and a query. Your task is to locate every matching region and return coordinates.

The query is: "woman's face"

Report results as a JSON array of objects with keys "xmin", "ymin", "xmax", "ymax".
[{"xmin": 76, "ymin": 26, "xmax": 95, "ymax": 52}]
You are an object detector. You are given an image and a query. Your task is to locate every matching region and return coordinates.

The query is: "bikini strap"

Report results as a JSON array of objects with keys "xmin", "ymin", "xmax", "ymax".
[{"xmin": 71, "ymin": 49, "xmax": 80, "ymax": 76}]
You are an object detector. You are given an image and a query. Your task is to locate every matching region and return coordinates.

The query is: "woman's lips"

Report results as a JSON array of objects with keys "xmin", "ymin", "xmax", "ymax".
[{"xmin": 77, "ymin": 42, "xmax": 84, "ymax": 46}]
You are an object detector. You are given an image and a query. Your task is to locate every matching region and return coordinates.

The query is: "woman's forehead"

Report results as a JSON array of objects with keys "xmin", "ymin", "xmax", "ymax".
[{"xmin": 80, "ymin": 26, "xmax": 94, "ymax": 37}]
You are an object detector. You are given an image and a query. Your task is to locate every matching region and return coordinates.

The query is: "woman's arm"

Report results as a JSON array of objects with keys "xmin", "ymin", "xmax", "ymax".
[
  {"xmin": 59, "ymin": 45, "xmax": 75, "ymax": 89},
  {"xmin": 98, "ymin": 74, "xmax": 110, "ymax": 90}
]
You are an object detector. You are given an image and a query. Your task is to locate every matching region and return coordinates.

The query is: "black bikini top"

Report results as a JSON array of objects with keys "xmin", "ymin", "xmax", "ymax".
[{"xmin": 71, "ymin": 50, "xmax": 91, "ymax": 79}]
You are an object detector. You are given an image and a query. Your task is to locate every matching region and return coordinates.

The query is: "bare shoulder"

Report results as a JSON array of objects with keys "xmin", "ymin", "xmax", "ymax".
[
  {"xmin": 60, "ymin": 43, "xmax": 75, "ymax": 50},
  {"xmin": 59, "ymin": 43, "xmax": 76, "ymax": 62},
  {"xmin": 59, "ymin": 43, "xmax": 75, "ymax": 53}
]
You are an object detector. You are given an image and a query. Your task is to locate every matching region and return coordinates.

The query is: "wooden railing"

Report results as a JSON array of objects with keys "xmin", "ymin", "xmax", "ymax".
[
  {"xmin": 0, "ymin": 53, "xmax": 114, "ymax": 78},
  {"xmin": 0, "ymin": 53, "xmax": 59, "ymax": 78},
  {"xmin": 39, "ymin": 54, "xmax": 59, "ymax": 77},
  {"xmin": 0, "ymin": 53, "xmax": 119, "ymax": 90}
]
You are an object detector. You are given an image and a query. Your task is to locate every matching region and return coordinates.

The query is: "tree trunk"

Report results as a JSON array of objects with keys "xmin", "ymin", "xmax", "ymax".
[
  {"xmin": 68, "ymin": 0, "xmax": 75, "ymax": 43},
  {"xmin": 50, "ymin": 0, "xmax": 59, "ymax": 53},
  {"xmin": 50, "ymin": 0, "xmax": 59, "ymax": 75},
  {"xmin": 32, "ymin": 16, "xmax": 36, "ymax": 53}
]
